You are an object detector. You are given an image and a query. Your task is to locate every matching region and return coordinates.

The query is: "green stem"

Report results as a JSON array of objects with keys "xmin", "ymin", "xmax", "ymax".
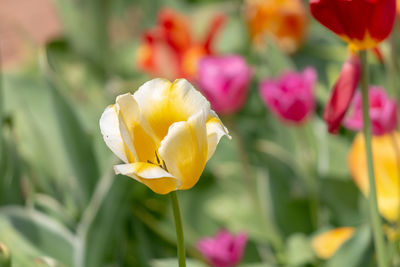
[
  {"xmin": 296, "ymin": 125, "xmax": 319, "ymax": 229},
  {"xmin": 170, "ymin": 191, "xmax": 186, "ymax": 267},
  {"xmin": 359, "ymin": 50, "xmax": 388, "ymax": 267}
]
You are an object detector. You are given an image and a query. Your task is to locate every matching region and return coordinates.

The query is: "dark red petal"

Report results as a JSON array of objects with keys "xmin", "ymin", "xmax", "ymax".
[
  {"xmin": 310, "ymin": 0, "xmax": 346, "ymax": 36},
  {"xmin": 323, "ymin": 53, "xmax": 361, "ymax": 134},
  {"xmin": 368, "ymin": 0, "xmax": 396, "ymax": 41}
]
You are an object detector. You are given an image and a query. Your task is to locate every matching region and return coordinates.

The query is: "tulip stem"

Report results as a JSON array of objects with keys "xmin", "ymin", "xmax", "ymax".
[
  {"xmin": 360, "ymin": 50, "xmax": 388, "ymax": 267},
  {"xmin": 170, "ymin": 191, "xmax": 186, "ymax": 267},
  {"xmin": 389, "ymin": 133, "xmax": 400, "ymax": 240}
]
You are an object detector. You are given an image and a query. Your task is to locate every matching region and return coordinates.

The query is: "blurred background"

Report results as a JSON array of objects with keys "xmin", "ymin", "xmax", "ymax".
[{"xmin": 0, "ymin": 0, "xmax": 397, "ymax": 266}]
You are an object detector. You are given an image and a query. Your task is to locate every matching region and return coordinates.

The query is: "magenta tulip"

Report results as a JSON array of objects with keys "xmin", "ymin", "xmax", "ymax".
[
  {"xmin": 197, "ymin": 55, "xmax": 253, "ymax": 115},
  {"xmin": 259, "ymin": 67, "xmax": 316, "ymax": 124},
  {"xmin": 197, "ymin": 230, "xmax": 248, "ymax": 267},
  {"xmin": 344, "ymin": 86, "xmax": 398, "ymax": 136}
]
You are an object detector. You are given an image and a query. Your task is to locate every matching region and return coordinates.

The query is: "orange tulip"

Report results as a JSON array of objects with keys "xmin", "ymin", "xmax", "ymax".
[{"xmin": 244, "ymin": 0, "xmax": 307, "ymax": 53}]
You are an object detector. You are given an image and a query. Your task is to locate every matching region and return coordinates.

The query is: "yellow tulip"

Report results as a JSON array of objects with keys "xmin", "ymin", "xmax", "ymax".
[
  {"xmin": 312, "ymin": 227, "xmax": 355, "ymax": 259},
  {"xmin": 348, "ymin": 133, "xmax": 400, "ymax": 222},
  {"xmin": 100, "ymin": 78, "xmax": 230, "ymax": 194}
]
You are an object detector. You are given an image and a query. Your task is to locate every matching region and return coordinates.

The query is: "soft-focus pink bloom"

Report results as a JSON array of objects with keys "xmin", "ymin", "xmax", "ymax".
[
  {"xmin": 197, "ymin": 230, "xmax": 248, "ymax": 267},
  {"xmin": 197, "ymin": 55, "xmax": 253, "ymax": 115},
  {"xmin": 259, "ymin": 67, "xmax": 316, "ymax": 124},
  {"xmin": 344, "ymin": 87, "xmax": 398, "ymax": 136}
]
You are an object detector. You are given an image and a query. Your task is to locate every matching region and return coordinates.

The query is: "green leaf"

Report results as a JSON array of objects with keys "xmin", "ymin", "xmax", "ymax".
[
  {"xmin": 47, "ymin": 76, "xmax": 99, "ymax": 206},
  {"xmin": 286, "ymin": 233, "xmax": 314, "ymax": 266},
  {"xmin": 0, "ymin": 206, "xmax": 75, "ymax": 267},
  {"xmin": 82, "ymin": 173, "xmax": 132, "ymax": 267}
]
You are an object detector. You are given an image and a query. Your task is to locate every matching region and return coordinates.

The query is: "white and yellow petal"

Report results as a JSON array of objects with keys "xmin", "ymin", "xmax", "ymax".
[
  {"xmin": 206, "ymin": 111, "xmax": 230, "ymax": 161},
  {"xmin": 114, "ymin": 162, "xmax": 180, "ymax": 194},
  {"xmin": 100, "ymin": 105, "xmax": 128, "ymax": 163},
  {"xmin": 116, "ymin": 93, "xmax": 158, "ymax": 163},
  {"xmin": 133, "ymin": 78, "xmax": 211, "ymax": 141},
  {"xmin": 159, "ymin": 111, "xmax": 208, "ymax": 190}
]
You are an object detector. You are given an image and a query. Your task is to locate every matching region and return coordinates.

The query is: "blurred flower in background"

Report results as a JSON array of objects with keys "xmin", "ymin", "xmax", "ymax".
[
  {"xmin": 312, "ymin": 227, "xmax": 355, "ymax": 259},
  {"xmin": 136, "ymin": 8, "xmax": 225, "ymax": 81},
  {"xmin": 398, "ymin": 0, "xmax": 400, "ymax": 18},
  {"xmin": 244, "ymin": 0, "xmax": 307, "ymax": 53},
  {"xmin": 310, "ymin": 0, "xmax": 396, "ymax": 51},
  {"xmin": 0, "ymin": 0, "xmax": 61, "ymax": 69},
  {"xmin": 348, "ymin": 133, "xmax": 400, "ymax": 222},
  {"xmin": 100, "ymin": 78, "xmax": 229, "ymax": 194},
  {"xmin": 344, "ymin": 87, "xmax": 398, "ymax": 136},
  {"xmin": 323, "ymin": 53, "xmax": 361, "ymax": 134},
  {"xmin": 259, "ymin": 67, "xmax": 316, "ymax": 124},
  {"xmin": 197, "ymin": 230, "xmax": 247, "ymax": 267},
  {"xmin": 197, "ymin": 55, "xmax": 253, "ymax": 116}
]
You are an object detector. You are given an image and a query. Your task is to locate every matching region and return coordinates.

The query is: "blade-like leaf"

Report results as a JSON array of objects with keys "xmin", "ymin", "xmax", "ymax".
[{"xmin": 0, "ymin": 206, "xmax": 75, "ymax": 267}]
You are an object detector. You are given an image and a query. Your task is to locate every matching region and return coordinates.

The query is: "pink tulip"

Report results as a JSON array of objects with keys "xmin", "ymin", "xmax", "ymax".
[
  {"xmin": 259, "ymin": 67, "xmax": 317, "ymax": 124},
  {"xmin": 197, "ymin": 55, "xmax": 253, "ymax": 115},
  {"xmin": 196, "ymin": 230, "xmax": 248, "ymax": 267},
  {"xmin": 344, "ymin": 87, "xmax": 398, "ymax": 136}
]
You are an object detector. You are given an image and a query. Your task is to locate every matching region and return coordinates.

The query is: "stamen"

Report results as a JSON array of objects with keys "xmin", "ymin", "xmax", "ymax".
[
  {"xmin": 162, "ymin": 160, "xmax": 169, "ymax": 172},
  {"xmin": 155, "ymin": 151, "xmax": 161, "ymax": 165}
]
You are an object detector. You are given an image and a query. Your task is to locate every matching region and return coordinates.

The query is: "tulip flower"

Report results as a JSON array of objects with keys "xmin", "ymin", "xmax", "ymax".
[
  {"xmin": 323, "ymin": 54, "xmax": 361, "ymax": 133},
  {"xmin": 348, "ymin": 133, "xmax": 400, "ymax": 222},
  {"xmin": 100, "ymin": 78, "xmax": 229, "ymax": 194},
  {"xmin": 259, "ymin": 67, "xmax": 316, "ymax": 124},
  {"xmin": 310, "ymin": 0, "xmax": 396, "ymax": 51},
  {"xmin": 344, "ymin": 87, "xmax": 398, "ymax": 135},
  {"xmin": 197, "ymin": 230, "xmax": 247, "ymax": 267},
  {"xmin": 244, "ymin": 0, "xmax": 307, "ymax": 53},
  {"xmin": 197, "ymin": 55, "xmax": 253, "ymax": 115},
  {"xmin": 312, "ymin": 227, "xmax": 355, "ymax": 259},
  {"xmin": 136, "ymin": 8, "xmax": 225, "ymax": 81},
  {"xmin": 310, "ymin": 0, "xmax": 396, "ymax": 134}
]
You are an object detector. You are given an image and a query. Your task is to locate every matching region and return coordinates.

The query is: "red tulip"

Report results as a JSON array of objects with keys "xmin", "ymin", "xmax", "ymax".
[
  {"xmin": 310, "ymin": 0, "xmax": 396, "ymax": 51},
  {"xmin": 323, "ymin": 54, "xmax": 361, "ymax": 134}
]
